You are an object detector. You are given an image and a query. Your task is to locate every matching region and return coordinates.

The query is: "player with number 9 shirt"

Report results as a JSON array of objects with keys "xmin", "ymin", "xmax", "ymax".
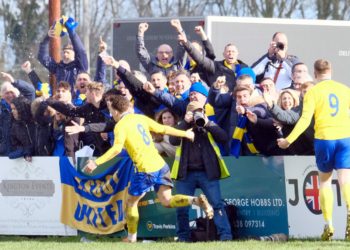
[
  {"xmin": 277, "ymin": 59, "xmax": 350, "ymax": 241},
  {"xmin": 83, "ymin": 95, "xmax": 214, "ymax": 243}
]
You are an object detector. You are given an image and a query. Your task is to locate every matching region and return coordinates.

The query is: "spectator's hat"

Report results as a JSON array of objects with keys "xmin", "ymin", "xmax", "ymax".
[
  {"xmin": 237, "ymin": 67, "xmax": 256, "ymax": 83},
  {"xmin": 1, "ymin": 81, "xmax": 20, "ymax": 97},
  {"xmin": 190, "ymin": 82, "xmax": 208, "ymax": 97}
]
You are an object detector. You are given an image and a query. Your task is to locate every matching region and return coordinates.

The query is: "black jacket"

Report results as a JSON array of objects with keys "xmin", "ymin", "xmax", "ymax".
[
  {"xmin": 207, "ymin": 88, "xmax": 238, "ymax": 155},
  {"xmin": 184, "ymin": 39, "xmax": 216, "ymax": 85},
  {"xmin": 169, "ymin": 120, "xmax": 228, "ymax": 181},
  {"xmin": 10, "ymin": 120, "xmax": 35, "ymax": 158},
  {"xmin": 268, "ymin": 102, "xmax": 314, "ymax": 155},
  {"xmin": 0, "ymin": 80, "xmax": 35, "ymax": 156},
  {"xmin": 117, "ymin": 66, "xmax": 162, "ymax": 118},
  {"xmin": 47, "ymin": 99, "xmax": 111, "ymax": 156},
  {"xmin": 246, "ymin": 116, "xmax": 286, "ymax": 156},
  {"xmin": 182, "ymin": 40, "xmax": 248, "ymax": 90},
  {"xmin": 33, "ymin": 101, "xmax": 55, "ymax": 156},
  {"xmin": 9, "ymin": 97, "xmax": 35, "ymax": 158},
  {"xmin": 245, "ymin": 105, "xmax": 286, "ymax": 156}
]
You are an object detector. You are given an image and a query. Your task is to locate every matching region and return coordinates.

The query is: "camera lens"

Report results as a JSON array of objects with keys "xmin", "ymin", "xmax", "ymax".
[
  {"xmin": 276, "ymin": 42, "xmax": 284, "ymax": 50},
  {"xmin": 193, "ymin": 111, "xmax": 205, "ymax": 127}
]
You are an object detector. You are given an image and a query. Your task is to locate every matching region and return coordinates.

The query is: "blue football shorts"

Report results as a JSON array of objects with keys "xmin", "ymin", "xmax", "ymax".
[
  {"xmin": 128, "ymin": 164, "xmax": 174, "ymax": 196},
  {"xmin": 314, "ymin": 137, "xmax": 350, "ymax": 173}
]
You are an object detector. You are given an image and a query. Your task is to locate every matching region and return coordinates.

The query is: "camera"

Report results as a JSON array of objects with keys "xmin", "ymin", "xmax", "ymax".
[
  {"xmin": 193, "ymin": 111, "xmax": 206, "ymax": 128},
  {"xmin": 275, "ymin": 42, "xmax": 285, "ymax": 50}
]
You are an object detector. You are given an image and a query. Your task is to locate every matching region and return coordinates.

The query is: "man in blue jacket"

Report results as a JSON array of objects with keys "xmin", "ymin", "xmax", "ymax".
[{"xmin": 38, "ymin": 17, "xmax": 88, "ymax": 91}]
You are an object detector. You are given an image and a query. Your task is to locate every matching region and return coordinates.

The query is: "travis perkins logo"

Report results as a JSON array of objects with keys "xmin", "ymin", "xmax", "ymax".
[
  {"xmin": 146, "ymin": 221, "xmax": 153, "ymax": 231},
  {"xmin": 146, "ymin": 221, "xmax": 175, "ymax": 231}
]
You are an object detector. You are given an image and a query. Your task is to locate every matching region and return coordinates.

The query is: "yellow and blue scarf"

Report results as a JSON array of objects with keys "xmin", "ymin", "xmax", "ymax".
[
  {"xmin": 224, "ymin": 60, "xmax": 241, "ymax": 75},
  {"xmin": 36, "ymin": 82, "xmax": 52, "ymax": 97},
  {"xmin": 231, "ymin": 115, "xmax": 259, "ymax": 158},
  {"xmin": 113, "ymin": 79, "xmax": 122, "ymax": 87},
  {"xmin": 184, "ymin": 59, "xmax": 197, "ymax": 71},
  {"xmin": 157, "ymin": 61, "xmax": 173, "ymax": 69},
  {"xmin": 73, "ymin": 90, "xmax": 86, "ymax": 107}
]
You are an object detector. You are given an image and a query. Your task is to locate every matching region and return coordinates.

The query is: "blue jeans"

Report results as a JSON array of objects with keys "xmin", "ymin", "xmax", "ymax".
[{"xmin": 175, "ymin": 171, "xmax": 232, "ymax": 241}]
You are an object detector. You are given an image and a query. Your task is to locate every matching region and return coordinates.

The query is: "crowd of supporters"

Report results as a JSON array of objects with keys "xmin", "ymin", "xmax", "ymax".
[{"xmin": 0, "ymin": 18, "xmax": 318, "ymax": 162}]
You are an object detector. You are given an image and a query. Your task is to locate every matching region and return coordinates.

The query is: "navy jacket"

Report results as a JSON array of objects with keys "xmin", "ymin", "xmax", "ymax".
[
  {"xmin": 116, "ymin": 66, "xmax": 163, "ymax": 118},
  {"xmin": 0, "ymin": 80, "xmax": 35, "ymax": 156},
  {"xmin": 153, "ymin": 90, "xmax": 189, "ymax": 119},
  {"xmin": 38, "ymin": 29, "xmax": 88, "ymax": 89},
  {"xmin": 9, "ymin": 97, "xmax": 35, "ymax": 159}
]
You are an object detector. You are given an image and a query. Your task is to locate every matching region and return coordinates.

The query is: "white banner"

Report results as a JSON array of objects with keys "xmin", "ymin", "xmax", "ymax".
[
  {"xmin": 0, "ymin": 157, "xmax": 77, "ymax": 235},
  {"xmin": 284, "ymin": 156, "xmax": 347, "ymax": 239}
]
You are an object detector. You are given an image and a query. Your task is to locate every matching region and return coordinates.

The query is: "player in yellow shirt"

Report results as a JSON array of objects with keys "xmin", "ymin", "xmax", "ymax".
[
  {"xmin": 278, "ymin": 59, "xmax": 350, "ymax": 241},
  {"xmin": 83, "ymin": 95, "xmax": 214, "ymax": 243}
]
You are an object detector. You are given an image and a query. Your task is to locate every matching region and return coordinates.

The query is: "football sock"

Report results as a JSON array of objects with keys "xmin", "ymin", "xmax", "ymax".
[
  {"xmin": 320, "ymin": 186, "xmax": 334, "ymax": 226},
  {"xmin": 341, "ymin": 183, "xmax": 350, "ymax": 212},
  {"xmin": 126, "ymin": 206, "xmax": 139, "ymax": 234},
  {"xmin": 169, "ymin": 195, "xmax": 192, "ymax": 208},
  {"xmin": 127, "ymin": 233, "xmax": 137, "ymax": 242}
]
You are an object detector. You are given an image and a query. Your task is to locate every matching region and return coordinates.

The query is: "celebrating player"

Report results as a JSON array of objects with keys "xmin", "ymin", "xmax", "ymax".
[
  {"xmin": 83, "ymin": 95, "xmax": 214, "ymax": 243},
  {"xmin": 277, "ymin": 59, "xmax": 350, "ymax": 241}
]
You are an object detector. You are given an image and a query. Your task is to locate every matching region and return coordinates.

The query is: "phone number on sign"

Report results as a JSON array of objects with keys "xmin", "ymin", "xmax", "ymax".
[{"xmin": 234, "ymin": 220, "xmax": 265, "ymax": 228}]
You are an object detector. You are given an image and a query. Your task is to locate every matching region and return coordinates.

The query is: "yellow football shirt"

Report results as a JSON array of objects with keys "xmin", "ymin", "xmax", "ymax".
[
  {"xmin": 287, "ymin": 80, "xmax": 350, "ymax": 143},
  {"xmin": 95, "ymin": 113, "xmax": 187, "ymax": 173}
]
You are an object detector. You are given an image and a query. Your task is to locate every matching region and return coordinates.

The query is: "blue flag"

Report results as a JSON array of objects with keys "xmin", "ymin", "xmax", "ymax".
[{"xmin": 60, "ymin": 156, "xmax": 134, "ymax": 234}]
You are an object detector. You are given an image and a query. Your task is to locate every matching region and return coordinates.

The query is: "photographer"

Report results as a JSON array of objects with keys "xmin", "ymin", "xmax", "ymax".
[
  {"xmin": 251, "ymin": 32, "xmax": 299, "ymax": 90},
  {"xmin": 169, "ymin": 101, "xmax": 232, "ymax": 242}
]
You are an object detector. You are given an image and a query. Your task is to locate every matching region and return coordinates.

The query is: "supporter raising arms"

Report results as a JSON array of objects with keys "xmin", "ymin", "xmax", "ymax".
[
  {"xmin": 183, "ymin": 25, "xmax": 216, "ymax": 85},
  {"xmin": 38, "ymin": 16, "xmax": 88, "ymax": 90},
  {"xmin": 102, "ymin": 55, "xmax": 165, "ymax": 118},
  {"xmin": 136, "ymin": 19, "xmax": 186, "ymax": 76},
  {"xmin": 21, "ymin": 61, "xmax": 52, "ymax": 98},
  {"xmin": 177, "ymin": 21, "xmax": 248, "ymax": 90}
]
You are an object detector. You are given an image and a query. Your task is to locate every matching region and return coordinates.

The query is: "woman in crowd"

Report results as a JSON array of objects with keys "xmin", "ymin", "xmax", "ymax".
[
  {"xmin": 153, "ymin": 108, "xmax": 178, "ymax": 157},
  {"xmin": 31, "ymin": 97, "xmax": 55, "ymax": 156},
  {"xmin": 266, "ymin": 89, "xmax": 314, "ymax": 155}
]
